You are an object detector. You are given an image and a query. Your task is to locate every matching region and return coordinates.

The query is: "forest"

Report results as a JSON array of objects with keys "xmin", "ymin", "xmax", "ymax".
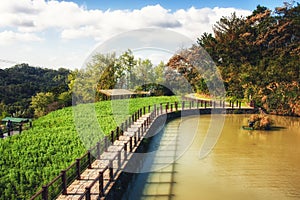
[
  {"xmin": 195, "ymin": 3, "xmax": 300, "ymax": 116},
  {"xmin": 0, "ymin": 64, "xmax": 70, "ymax": 118}
]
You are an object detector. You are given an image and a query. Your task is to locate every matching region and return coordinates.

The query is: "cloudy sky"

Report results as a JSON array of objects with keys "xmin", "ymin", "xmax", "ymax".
[{"xmin": 0, "ymin": 0, "xmax": 286, "ymax": 69}]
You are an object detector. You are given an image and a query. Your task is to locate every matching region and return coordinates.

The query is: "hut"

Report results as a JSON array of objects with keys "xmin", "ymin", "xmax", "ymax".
[
  {"xmin": 99, "ymin": 89, "xmax": 150, "ymax": 100},
  {"xmin": 1, "ymin": 117, "xmax": 32, "ymax": 136}
]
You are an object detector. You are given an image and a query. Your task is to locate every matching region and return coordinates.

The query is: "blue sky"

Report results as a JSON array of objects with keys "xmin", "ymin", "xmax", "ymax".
[
  {"xmin": 0, "ymin": 0, "xmax": 292, "ymax": 69},
  {"xmin": 71, "ymin": 0, "xmax": 285, "ymax": 11}
]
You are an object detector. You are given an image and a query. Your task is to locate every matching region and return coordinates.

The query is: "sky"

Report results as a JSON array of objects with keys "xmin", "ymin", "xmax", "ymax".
[{"xmin": 0, "ymin": 0, "xmax": 290, "ymax": 70}]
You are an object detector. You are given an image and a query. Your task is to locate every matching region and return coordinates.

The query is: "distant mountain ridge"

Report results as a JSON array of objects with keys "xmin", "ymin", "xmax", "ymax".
[{"xmin": 0, "ymin": 63, "xmax": 70, "ymax": 117}]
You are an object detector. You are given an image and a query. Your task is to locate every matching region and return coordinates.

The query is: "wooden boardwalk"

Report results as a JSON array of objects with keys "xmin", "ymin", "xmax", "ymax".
[
  {"xmin": 26, "ymin": 99, "xmax": 255, "ymax": 200},
  {"xmin": 56, "ymin": 113, "xmax": 152, "ymax": 200}
]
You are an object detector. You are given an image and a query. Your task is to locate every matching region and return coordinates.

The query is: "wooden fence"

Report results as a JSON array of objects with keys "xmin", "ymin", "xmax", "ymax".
[{"xmin": 30, "ymin": 99, "xmax": 246, "ymax": 200}]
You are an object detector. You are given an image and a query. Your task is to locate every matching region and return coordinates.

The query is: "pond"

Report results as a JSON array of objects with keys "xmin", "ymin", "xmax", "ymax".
[{"xmin": 122, "ymin": 114, "xmax": 300, "ymax": 200}]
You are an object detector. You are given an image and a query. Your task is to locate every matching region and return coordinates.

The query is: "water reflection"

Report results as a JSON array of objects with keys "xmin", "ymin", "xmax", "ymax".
[{"xmin": 123, "ymin": 114, "xmax": 300, "ymax": 200}]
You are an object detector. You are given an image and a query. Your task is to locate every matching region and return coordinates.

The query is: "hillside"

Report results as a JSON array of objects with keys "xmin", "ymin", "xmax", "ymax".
[
  {"xmin": 0, "ymin": 63, "xmax": 70, "ymax": 118},
  {"xmin": 0, "ymin": 96, "xmax": 179, "ymax": 199}
]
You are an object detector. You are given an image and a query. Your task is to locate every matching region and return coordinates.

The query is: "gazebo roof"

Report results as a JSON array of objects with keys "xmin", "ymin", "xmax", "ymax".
[
  {"xmin": 1, "ymin": 117, "xmax": 31, "ymax": 123},
  {"xmin": 99, "ymin": 89, "xmax": 136, "ymax": 96}
]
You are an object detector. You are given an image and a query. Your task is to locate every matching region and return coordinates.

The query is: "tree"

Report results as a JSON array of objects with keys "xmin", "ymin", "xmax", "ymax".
[
  {"xmin": 30, "ymin": 92, "xmax": 55, "ymax": 117},
  {"xmin": 115, "ymin": 50, "xmax": 136, "ymax": 89},
  {"xmin": 197, "ymin": 3, "xmax": 300, "ymax": 115}
]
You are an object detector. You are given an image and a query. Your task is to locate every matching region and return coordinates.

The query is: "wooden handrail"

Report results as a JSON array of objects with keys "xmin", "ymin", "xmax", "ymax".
[{"xmin": 32, "ymin": 100, "xmax": 242, "ymax": 199}]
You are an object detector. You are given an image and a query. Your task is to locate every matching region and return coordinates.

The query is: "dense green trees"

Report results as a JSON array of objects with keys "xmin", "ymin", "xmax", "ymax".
[
  {"xmin": 184, "ymin": 3, "xmax": 299, "ymax": 115},
  {"xmin": 73, "ymin": 50, "xmax": 175, "ymax": 103},
  {"xmin": 0, "ymin": 64, "xmax": 70, "ymax": 118}
]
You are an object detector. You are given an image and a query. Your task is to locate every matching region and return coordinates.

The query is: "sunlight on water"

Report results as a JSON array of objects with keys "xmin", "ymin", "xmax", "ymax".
[{"xmin": 123, "ymin": 114, "xmax": 300, "ymax": 200}]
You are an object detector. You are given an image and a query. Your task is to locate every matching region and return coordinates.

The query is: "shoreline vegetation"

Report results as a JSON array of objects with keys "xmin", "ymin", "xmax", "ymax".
[{"xmin": 247, "ymin": 114, "xmax": 274, "ymax": 130}]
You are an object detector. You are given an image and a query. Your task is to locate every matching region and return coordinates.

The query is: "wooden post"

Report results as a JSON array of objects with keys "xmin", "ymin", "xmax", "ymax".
[
  {"xmin": 124, "ymin": 143, "xmax": 127, "ymax": 161},
  {"xmin": 61, "ymin": 170, "xmax": 67, "ymax": 195},
  {"xmin": 134, "ymin": 132, "xmax": 137, "ymax": 147},
  {"xmin": 204, "ymin": 101, "xmax": 207, "ymax": 108},
  {"xmin": 110, "ymin": 130, "xmax": 114, "ymax": 144},
  {"xmin": 223, "ymin": 101, "xmax": 225, "ymax": 108},
  {"xmin": 160, "ymin": 103, "xmax": 163, "ymax": 114},
  {"xmin": 148, "ymin": 105, "xmax": 151, "ymax": 113},
  {"xmin": 129, "ymin": 137, "xmax": 133, "ymax": 152},
  {"xmin": 128, "ymin": 117, "xmax": 131, "ymax": 127},
  {"xmin": 239, "ymin": 101, "xmax": 242, "ymax": 109},
  {"xmin": 19, "ymin": 124, "xmax": 22, "ymax": 134},
  {"xmin": 141, "ymin": 124, "xmax": 144, "ymax": 136},
  {"xmin": 201, "ymin": 100, "xmax": 203, "ymax": 107},
  {"xmin": 97, "ymin": 142, "xmax": 101, "ymax": 159},
  {"xmin": 88, "ymin": 151, "xmax": 92, "ymax": 169},
  {"xmin": 109, "ymin": 160, "xmax": 113, "ymax": 181},
  {"xmin": 171, "ymin": 104, "xmax": 173, "ymax": 112},
  {"xmin": 99, "ymin": 172, "xmax": 104, "ymax": 197},
  {"xmin": 145, "ymin": 117, "xmax": 148, "ymax": 128},
  {"xmin": 121, "ymin": 123, "xmax": 124, "ymax": 136},
  {"xmin": 104, "ymin": 136, "xmax": 109, "ymax": 152},
  {"xmin": 116, "ymin": 126, "xmax": 120, "ymax": 140},
  {"xmin": 175, "ymin": 102, "xmax": 178, "ymax": 111},
  {"xmin": 76, "ymin": 159, "xmax": 81, "ymax": 180},
  {"xmin": 42, "ymin": 185, "xmax": 48, "ymax": 200},
  {"xmin": 213, "ymin": 101, "xmax": 216, "ymax": 109},
  {"xmin": 189, "ymin": 101, "xmax": 191, "ymax": 109},
  {"xmin": 182, "ymin": 101, "xmax": 185, "ymax": 110},
  {"xmin": 154, "ymin": 104, "xmax": 157, "ymax": 117},
  {"xmin": 143, "ymin": 106, "xmax": 146, "ymax": 115},
  {"xmin": 118, "ymin": 151, "xmax": 121, "ymax": 168},
  {"xmin": 85, "ymin": 187, "xmax": 91, "ymax": 200}
]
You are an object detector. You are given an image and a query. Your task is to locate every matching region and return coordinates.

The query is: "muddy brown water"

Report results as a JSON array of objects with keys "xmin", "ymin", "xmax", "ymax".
[{"xmin": 122, "ymin": 114, "xmax": 300, "ymax": 200}]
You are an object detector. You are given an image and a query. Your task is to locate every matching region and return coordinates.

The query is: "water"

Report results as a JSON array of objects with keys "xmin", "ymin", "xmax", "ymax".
[{"xmin": 123, "ymin": 114, "xmax": 300, "ymax": 200}]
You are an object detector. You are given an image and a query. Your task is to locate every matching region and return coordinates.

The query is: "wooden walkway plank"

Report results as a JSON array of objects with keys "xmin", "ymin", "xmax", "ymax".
[{"xmin": 56, "ymin": 112, "xmax": 152, "ymax": 200}]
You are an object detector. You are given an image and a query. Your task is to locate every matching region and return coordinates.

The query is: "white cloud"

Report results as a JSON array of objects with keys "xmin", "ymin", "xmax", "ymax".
[
  {"xmin": 0, "ymin": 1, "xmax": 251, "ymax": 41},
  {"xmin": 0, "ymin": 30, "xmax": 42, "ymax": 45},
  {"xmin": 0, "ymin": 0, "xmax": 252, "ymax": 69},
  {"xmin": 172, "ymin": 7, "xmax": 251, "ymax": 40}
]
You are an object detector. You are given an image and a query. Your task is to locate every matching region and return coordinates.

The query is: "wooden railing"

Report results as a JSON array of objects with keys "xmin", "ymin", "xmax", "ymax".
[{"xmin": 30, "ymin": 99, "xmax": 247, "ymax": 200}]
